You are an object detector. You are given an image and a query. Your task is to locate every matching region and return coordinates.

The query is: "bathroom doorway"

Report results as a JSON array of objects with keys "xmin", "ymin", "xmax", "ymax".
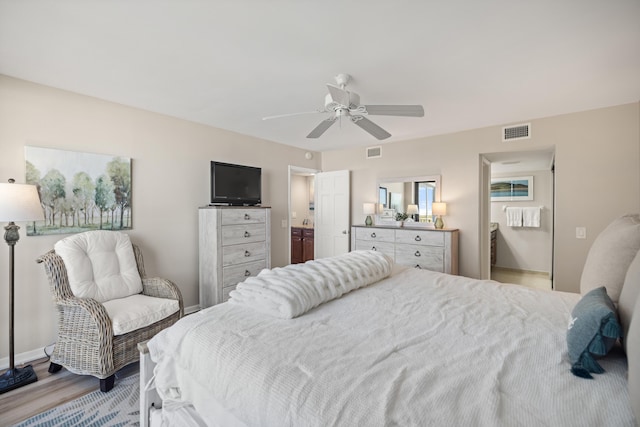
[{"xmin": 480, "ymin": 149, "xmax": 555, "ymax": 290}]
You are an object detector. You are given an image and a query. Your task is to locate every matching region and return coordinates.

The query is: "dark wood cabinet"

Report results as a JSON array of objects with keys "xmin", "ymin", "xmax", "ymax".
[
  {"xmin": 291, "ymin": 228, "xmax": 303, "ymax": 264},
  {"xmin": 291, "ymin": 227, "xmax": 314, "ymax": 264},
  {"xmin": 490, "ymin": 229, "xmax": 497, "ymax": 266}
]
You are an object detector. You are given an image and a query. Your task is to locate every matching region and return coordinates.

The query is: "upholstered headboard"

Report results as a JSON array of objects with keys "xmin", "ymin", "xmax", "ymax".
[
  {"xmin": 621, "ymin": 251, "xmax": 640, "ymax": 424},
  {"xmin": 579, "ymin": 214, "xmax": 640, "ymax": 423}
]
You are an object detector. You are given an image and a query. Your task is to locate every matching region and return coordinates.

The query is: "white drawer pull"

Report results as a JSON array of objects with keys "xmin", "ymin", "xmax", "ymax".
[
  {"xmin": 244, "ymin": 231, "xmax": 250, "ymax": 238},
  {"xmin": 244, "ymin": 270, "xmax": 251, "ymax": 277},
  {"xmin": 371, "ymin": 232, "xmax": 376, "ymax": 238},
  {"xmin": 415, "ymin": 264, "xmax": 422, "ymax": 269},
  {"xmin": 371, "ymin": 246, "xmax": 377, "ymax": 251},
  {"xmin": 244, "ymin": 213, "xmax": 251, "ymax": 220},
  {"xmin": 244, "ymin": 250, "xmax": 250, "ymax": 257},
  {"xmin": 414, "ymin": 251, "xmax": 421, "ymax": 257},
  {"xmin": 414, "ymin": 235, "xmax": 421, "ymax": 242}
]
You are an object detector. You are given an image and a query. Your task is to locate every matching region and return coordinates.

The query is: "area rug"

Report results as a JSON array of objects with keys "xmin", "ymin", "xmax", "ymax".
[{"xmin": 15, "ymin": 374, "xmax": 139, "ymax": 427}]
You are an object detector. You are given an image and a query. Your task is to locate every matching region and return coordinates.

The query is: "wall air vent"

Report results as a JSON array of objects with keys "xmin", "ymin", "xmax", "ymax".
[
  {"xmin": 366, "ymin": 146, "xmax": 382, "ymax": 159},
  {"xmin": 502, "ymin": 123, "xmax": 531, "ymax": 142}
]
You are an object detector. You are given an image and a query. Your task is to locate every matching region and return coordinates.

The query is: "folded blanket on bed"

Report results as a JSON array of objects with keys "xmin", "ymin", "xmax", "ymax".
[{"xmin": 228, "ymin": 250, "xmax": 393, "ymax": 318}]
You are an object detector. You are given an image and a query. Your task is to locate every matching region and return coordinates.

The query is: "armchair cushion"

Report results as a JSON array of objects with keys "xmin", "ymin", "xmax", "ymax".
[
  {"xmin": 54, "ymin": 230, "xmax": 143, "ymax": 303},
  {"xmin": 102, "ymin": 294, "xmax": 180, "ymax": 336}
]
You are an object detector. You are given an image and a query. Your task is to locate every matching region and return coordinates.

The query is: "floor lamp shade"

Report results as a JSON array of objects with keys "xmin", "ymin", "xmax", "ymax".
[
  {"xmin": 0, "ymin": 182, "xmax": 45, "ymax": 222},
  {"xmin": 0, "ymin": 180, "xmax": 44, "ymax": 394}
]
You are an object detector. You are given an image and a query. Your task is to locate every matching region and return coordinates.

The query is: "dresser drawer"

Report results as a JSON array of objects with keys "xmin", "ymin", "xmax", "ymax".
[
  {"xmin": 395, "ymin": 229, "xmax": 444, "ymax": 246},
  {"xmin": 395, "ymin": 244, "xmax": 444, "ymax": 272},
  {"xmin": 221, "ymin": 209, "xmax": 266, "ymax": 225},
  {"xmin": 222, "ymin": 223, "xmax": 266, "ymax": 245},
  {"xmin": 222, "ymin": 285, "xmax": 235, "ymax": 303},
  {"xmin": 222, "ymin": 241, "xmax": 266, "ymax": 266},
  {"xmin": 355, "ymin": 227, "xmax": 395, "ymax": 243},
  {"xmin": 354, "ymin": 240, "xmax": 395, "ymax": 258},
  {"xmin": 222, "ymin": 260, "xmax": 267, "ymax": 287}
]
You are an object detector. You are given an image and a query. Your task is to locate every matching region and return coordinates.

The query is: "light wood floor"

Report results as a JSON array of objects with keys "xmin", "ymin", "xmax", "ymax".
[
  {"xmin": 491, "ymin": 266, "xmax": 553, "ymax": 290},
  {"xmin": 0, "ymin": 358, "xmax": 138, "ymax": 426}
]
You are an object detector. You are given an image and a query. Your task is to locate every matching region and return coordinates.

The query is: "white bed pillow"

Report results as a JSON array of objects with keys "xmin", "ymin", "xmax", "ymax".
[
  {"xmin": 626, "ymin": 295, "xmax": 640, "ymax": 423},
  {"xmin": 619, "ymin": 249, "xmax": 640, "ymax": 352},
  {"xmin": 54, "ymin": 230, "xmax": 143, "ymax": 303},
  {"xmin": 580, "ymin": 214, "xmax": 640, "ymax": 304},
  {"xmin": 229, "ymin": 250, "xmax": 394, "ymax": 319}
]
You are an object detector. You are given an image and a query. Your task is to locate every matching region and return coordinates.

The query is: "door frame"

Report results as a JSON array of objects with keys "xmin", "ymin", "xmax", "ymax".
[
  {"xmin": 288, "ymin": 165, "xmax": 320, "ymax": 264},
  {"xmin": 479, "ymin": 149, "xmax": 556, "ymax": 287}
]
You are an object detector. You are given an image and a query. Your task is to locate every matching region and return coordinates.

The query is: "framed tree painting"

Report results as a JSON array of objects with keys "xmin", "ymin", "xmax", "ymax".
[{"xmin": 25, "ymin": 146, "xmax": 132, "ymax": 235}]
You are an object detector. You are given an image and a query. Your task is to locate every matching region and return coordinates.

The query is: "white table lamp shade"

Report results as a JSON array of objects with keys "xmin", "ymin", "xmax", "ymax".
[
  {"xmin": 406, "ymin": 204, "xmax": 419, "ymax": 215},
  {"xmin": 363, "ymin": 203, "xmax": 376, "ymax": 215},
  {"xmin": 432, "ymin": 202, "xmax": 447, "ymax": 217},
  {"xmin": 0, "ymin": 183, "xmax": 45, "ymax": 222}
]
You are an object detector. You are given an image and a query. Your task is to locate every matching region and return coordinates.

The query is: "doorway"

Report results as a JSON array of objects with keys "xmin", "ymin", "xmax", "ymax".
[
  {"xmin": 288, "ymin": 166, "xmax": 319, "ymax": 264},
  {"xmin": 480, "ymin": 149, "xmax": 555, "ymax": 289},
  {"xmin": 288, "ymin": 167, "xmax": 351, "ymax": 264}
]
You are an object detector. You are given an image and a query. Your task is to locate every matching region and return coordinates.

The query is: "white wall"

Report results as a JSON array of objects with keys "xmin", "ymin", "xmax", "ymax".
[
  {"xmin": 322, "ymin": 102, "xmax": 640, "ymax": 292},
  {"xmin": 490, "ymin": 169, "xmax": 554, "ymax": 273},
  {"xmin": 0, "ymin": 75, "xmax": 320, "ymax": 365}
]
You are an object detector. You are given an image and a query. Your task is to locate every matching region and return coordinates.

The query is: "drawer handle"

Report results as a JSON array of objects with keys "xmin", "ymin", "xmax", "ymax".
[
  {"xmin": 371, "ymin": 246, "xmax": 377, "ymax": 251},
  {"xmin": 244, "ymin": 231, "xmax": 250, "ymax": 238},
  {"xmin": 371, "ymin": 232, "xmax": 376, "ymax": 238},
  {"xmin": 244, "ymin": 213, "xmax": 251, "ymax": 220},
  {"xmin": 414, "ymin": 235, "xmax": 421, "ymax": 242},
  {"xmin": 244, "ymin": 250, "xmax": 250, "ymax": 257},
  {"xmin": 244, "ymin": 270, "xmax": 251, "ymax": 277},
  {"xmin": 415, "ymin": 264, "xmax": 422, "ymax": 269},
  {"xmin": 414, "ymin": 251, "xmax": 421, "ymax": 257}
]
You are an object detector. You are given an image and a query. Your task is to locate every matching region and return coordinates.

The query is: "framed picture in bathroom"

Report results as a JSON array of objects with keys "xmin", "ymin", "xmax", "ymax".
[{"xmin": 491, "ymin": 176, "xmax": 533, "ymax": 201}]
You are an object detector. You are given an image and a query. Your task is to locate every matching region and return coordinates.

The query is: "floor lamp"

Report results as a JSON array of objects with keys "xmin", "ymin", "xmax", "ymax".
[{"xmin": 0, "ymin": 179, "xmax": 44, "ymax": 394}]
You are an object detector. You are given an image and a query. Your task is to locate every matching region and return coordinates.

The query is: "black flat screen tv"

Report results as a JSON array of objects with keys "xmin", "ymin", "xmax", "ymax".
[{"xmin": 210, "ymin": 161, "xmax": 262, "ymax": 206}]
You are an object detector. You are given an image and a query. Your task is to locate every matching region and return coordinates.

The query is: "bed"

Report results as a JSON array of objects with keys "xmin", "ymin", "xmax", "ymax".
[{"xmin": 140, "ymin": 216, "xmax": 640, "ymax": 427}]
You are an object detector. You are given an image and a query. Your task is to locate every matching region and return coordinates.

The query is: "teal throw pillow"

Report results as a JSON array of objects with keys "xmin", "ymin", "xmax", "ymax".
[{"xmin": 567, "ymin": 286, "xmax": 622, "ymax": 379}]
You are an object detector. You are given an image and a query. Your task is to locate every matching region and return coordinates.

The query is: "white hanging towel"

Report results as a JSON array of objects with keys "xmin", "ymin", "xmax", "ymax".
[
  {"xmin": 523, "ymin": 207, "xmax": 541, "ymax": 227},
  {"xmin": 506, "ymin": 207, "xmax": 522, "ymax": 227}
]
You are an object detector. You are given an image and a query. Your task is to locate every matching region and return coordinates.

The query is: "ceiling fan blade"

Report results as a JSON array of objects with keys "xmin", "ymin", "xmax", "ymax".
[
  {"xmin": 363, "ymin": 105, "xmax": 425, "ymax": 117},
  {"xmin": 326, "ymin": 84, "xmax": 351, "ymax": 107},
  {"xmin": 351, "ymin": 116, "xmax": 391, "ymax": 140},
  {"xmin": 307, "ymin": 117, "xmax": 338, "ymax": 138},
  {"xmin": 262, "ymin": 110, "xmax": 324, "ymax": 120}
]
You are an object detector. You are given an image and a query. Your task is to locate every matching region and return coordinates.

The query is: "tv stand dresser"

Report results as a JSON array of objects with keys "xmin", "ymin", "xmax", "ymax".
[{"xmin": 199, "ymin": 206, "xmax": 271, "ymax": 308}]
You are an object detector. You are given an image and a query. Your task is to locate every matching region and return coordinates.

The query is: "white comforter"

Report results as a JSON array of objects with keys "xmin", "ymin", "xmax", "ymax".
[{"xmin": 148, "ymin": 267, "xmax": 635, "ymax": 427}]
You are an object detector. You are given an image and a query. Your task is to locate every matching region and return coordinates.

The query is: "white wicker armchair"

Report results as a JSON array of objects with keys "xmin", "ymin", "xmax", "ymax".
[{"xmin": 37, "ymin": 232, "xmax": 183, "ymax": 392}]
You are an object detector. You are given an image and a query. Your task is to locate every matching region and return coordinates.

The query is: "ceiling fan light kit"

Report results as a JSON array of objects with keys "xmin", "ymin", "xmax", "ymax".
[{"xmin": 264, "ymin": 74, "xmax": 424, "ymax": 141}]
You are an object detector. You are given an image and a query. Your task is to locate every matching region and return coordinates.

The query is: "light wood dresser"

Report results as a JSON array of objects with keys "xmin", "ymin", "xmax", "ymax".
[
  {"xmin": 199, "ymin": 206, "xmax": 271, "ymax": 308},
  {"xmin": 351, "ymin": 225, "xmax": 458, "ymax": 274}
]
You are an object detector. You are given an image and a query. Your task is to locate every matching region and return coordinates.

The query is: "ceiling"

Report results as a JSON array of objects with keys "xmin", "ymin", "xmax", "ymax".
[{"xmin": 1, "ymin": 1, "xmax": 639, "ymax": 153}]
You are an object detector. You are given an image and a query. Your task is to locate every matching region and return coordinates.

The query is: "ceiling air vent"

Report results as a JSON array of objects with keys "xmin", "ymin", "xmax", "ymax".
[
  {"xmin": 502, "ymin": 123, "xmax": 531, "ymax": 142},
  {"xmin": 366, "ymin": 146, "xmax": 382, "ymax": 159}
]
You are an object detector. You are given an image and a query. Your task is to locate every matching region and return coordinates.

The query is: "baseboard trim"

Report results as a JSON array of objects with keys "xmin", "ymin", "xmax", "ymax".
[
  {"xmin": 1, "ymin": 304, "xmax": 202, "ymax": 370},
  {"xmin": 0, "ymin": 348, "xmax": 47, "ymax": 371},
  {"xmin": 491, "ymin": 266, "xmax": 551, "ymax": 278}
]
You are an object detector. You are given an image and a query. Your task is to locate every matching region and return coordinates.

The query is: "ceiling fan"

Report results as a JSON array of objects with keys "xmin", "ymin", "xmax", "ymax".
[{"xmin": 262, "ymin": 74, "xmax": 424, "ymax": 140}]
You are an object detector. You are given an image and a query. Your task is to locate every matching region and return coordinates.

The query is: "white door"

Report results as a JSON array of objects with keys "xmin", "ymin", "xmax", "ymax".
[{"xmin": 314, "ymin": 170, "xmax": 350, "ymax": 259}]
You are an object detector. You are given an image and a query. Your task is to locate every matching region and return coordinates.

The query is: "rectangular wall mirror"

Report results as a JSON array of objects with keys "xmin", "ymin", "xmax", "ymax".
[{"xmin": 377, "ymin": 175, "xmax": 441, "ymax": 227}]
